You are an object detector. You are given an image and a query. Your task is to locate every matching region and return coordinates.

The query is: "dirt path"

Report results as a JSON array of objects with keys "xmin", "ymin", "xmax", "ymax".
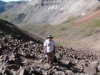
[{"xmin": 75, "ymin": 10, "xmax": 100, "ymax": 25}]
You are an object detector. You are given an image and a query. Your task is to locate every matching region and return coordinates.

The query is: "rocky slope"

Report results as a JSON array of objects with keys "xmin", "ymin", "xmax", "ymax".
[
  {"xmin": 0, "ymin": 0, "xmax": 100, "ymax": 25},
  {"xmin": 0, "ymin": 19, "xmax": 100, "ymax": 75}
]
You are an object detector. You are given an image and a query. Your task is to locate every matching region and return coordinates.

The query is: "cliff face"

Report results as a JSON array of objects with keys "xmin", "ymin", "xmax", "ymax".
[{"xmin": 0, "ymin": 0, "xmax": 100, "ymax": 25}]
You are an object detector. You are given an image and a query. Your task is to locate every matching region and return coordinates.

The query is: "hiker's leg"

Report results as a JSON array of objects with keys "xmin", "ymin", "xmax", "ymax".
[
  {"xmin": 51, "ymin": 53, "xmax": 54, "ymax": 63},
  {"xmin": 47, "ymin": 53, "xmax": 51, "ymax": 64},
  {"xmin": 48, "ymin": 52, "xmax": 53, "ymax": 65}
]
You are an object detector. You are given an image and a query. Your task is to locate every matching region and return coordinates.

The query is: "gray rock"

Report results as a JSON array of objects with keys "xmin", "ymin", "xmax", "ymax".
[
  {"xmin": 90, "ymin": 61, "xmax": 99, "ymax": 68},
  {"xmin": 84, "ymin": 65, "xmax": 97, "ymax": 75},
  {"xmin": 65, "ymin": 70, "xmax": 73, "ymax": 75},
  {"xmin": 98, "ymin": 65, "xmax": 100, "ymax": 72},
  {"xmin": 54, "ymin": 71, "xmax": 65, "ymax": 75},
  {"xmin": 43, "ymin": 63, "xmax": 50, "ymax": 70},
  {"xmin": 18, "ymin": 69, "xmax": 24, "ymax": 75}
]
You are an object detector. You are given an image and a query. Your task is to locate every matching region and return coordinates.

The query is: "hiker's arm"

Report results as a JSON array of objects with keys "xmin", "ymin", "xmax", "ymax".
[
  {"xmin": 43, "ymin": 41, "xmax": 47, "ymax": 54},
  {"xmin": 44, "ymin": 46, "xmax": 46, "ymax": 54}
]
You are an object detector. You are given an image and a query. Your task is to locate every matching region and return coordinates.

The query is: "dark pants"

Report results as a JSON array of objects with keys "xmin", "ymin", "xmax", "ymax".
[{"xmin": 47, "ymin": 51, "xmax": 55, "ymax": 64}]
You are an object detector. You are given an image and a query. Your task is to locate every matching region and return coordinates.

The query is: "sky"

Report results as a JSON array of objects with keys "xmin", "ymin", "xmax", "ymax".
[{"xmin": 1, "ymin": 0, "xmax": 30, "ymax": 2}]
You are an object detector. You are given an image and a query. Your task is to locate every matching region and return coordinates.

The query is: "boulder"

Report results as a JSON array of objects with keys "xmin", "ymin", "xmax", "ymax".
[
  {"xmin": 97, "ymin": 65, "xmax": 100, "ymax": 72},
  {"xmin": 65, "ymin": 70, "xmax": 73, "ymax": 75},
  {"xmin": 18, "ymin": 69, "xmax": 24, "ymax": 75},
  {"xmin": 90, "ymin": 61, "xmax": 99, "ymax": 67},
  {"xmin": 43, "ymin": 63, "xmax": 50, "ymax": 70},
  {"xmin": 55, "ymin": 71, "xmax": 65, "ymax": 75},
  {"xmin": 84, "ymin": 65, "xmax": 97, "ymax": 75}
]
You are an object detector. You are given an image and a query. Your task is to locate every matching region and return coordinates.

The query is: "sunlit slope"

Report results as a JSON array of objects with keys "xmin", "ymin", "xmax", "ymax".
[
  {"xmin": 19, "ymin": 13, "xmax": 100, "ymax": 51},
  {"xmin": 0, "ymin": 0, "xmax": 99, "ymax": 25}
]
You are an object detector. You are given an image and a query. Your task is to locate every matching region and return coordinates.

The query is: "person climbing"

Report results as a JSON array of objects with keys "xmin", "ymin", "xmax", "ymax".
[{"xmin": 44, "ymin": 35, "xmax": 56, "ymax": 66}]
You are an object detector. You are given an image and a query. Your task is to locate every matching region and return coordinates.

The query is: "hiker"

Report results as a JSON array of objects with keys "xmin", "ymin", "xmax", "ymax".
[{"xmin": 44, "ymin": 35, "xmax": 56, "ymax": 65}]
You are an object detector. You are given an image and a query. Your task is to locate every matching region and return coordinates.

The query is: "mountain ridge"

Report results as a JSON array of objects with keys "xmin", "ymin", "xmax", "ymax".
[{"xmin": 0, "ymin": 0, "xmax": 100, "ymax": 25}]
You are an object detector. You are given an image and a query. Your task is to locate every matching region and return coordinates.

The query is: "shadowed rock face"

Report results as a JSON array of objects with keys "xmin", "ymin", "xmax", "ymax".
[
  {"xmin": 40, "ymin": 0, "xmax": 62, "ymax": 6},
  {"xmin": 0, "ymin": 19, "xmax": 44, "ymax": 44},
  {"xmin": 0, "ymin": 20, "xmax": 100, "ymax": 75}
]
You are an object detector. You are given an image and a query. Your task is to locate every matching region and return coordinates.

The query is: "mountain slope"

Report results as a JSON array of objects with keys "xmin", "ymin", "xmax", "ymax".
[
  {"xmin": 0, "ymin": 0, "xmax": 100, "ymax": 52},
  {"xmin": 75, "ymin": 10, "xmax": 100, "ymax": 25},
  {"xmin": 0, "ymin": 1, "xmax": 27, "ymax": 13},
  {"xmin": 0, "ymin": 0, "xmax": 100, "ymax": 25},
  {"xmin": 19, "ymin": 15, "xmax": 100, "ymax": 52},
  {"xmin": 0, "ymin": 1, "xmax": 6, "ymax": 13}
]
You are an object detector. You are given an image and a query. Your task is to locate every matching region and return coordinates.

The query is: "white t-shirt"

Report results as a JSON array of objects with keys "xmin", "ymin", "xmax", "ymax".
[{"xmin": 44, "ymin": 39, "xmax": 55, "ymax": 53}]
